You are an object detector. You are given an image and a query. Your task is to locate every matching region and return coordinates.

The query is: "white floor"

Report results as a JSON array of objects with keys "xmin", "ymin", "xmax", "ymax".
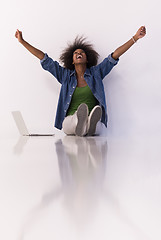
[{"xmin": 0, "ymin": 133, "xmax": 161, "ymax": 240}]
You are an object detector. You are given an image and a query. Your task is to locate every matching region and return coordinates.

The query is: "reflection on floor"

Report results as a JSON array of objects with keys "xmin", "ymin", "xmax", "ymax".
[{"xmin": 0, "ymin": 134, "xmax": 161, "ymax": 240}]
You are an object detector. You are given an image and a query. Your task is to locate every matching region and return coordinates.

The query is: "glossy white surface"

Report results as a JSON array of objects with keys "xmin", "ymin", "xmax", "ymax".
[{"xmin": 0, "ymin": 134, "xmax": 161, "ymax": 240}]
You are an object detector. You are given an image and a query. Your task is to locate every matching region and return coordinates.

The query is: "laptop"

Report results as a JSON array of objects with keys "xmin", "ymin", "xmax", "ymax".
[{"xmin": 12, "ymin": 111, "xmax": 55, "ymax": 136}]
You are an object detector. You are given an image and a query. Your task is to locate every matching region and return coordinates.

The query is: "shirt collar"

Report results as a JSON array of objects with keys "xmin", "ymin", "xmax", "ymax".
[{"xmin": 70, "ymin": 68, "xmax": 91, "ymax": 77}]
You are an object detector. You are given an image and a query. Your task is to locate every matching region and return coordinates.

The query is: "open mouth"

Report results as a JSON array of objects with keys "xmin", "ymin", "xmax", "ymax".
[{"xmin": 77, "ymin": 55, "xmax": 82, "ymax": 59}]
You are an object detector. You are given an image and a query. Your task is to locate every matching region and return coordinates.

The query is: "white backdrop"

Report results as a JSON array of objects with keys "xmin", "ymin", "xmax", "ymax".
[{"xmin": 1, "ymin": 0, "xmax": 161, "ymax": 138}]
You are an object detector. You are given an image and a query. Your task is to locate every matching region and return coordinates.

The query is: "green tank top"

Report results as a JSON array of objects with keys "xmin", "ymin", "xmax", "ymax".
[{"xmin": 67, "ymin": 85, "xmax": 98, "ymax": 116}]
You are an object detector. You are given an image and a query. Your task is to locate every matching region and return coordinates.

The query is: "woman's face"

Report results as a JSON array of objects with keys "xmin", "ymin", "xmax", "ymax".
[{"xmin": 72, "ymin": 49, "xmax": 87, "ymax": 65}]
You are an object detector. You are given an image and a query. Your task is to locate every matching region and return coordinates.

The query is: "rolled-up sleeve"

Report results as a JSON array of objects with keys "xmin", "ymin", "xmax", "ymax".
[
  {"xmin": 108, "ymin": 53, "xmax": 119, "ymax": 65},
  {"xmin": 40, "ymin": 53, "xmax": 49, "ymax": 64},
  {"xmin": 40, "ymin": 53, "xmax": 65, "ymax": 84},
  {"xmin": 93, "ymin": 53, "xmax": 119, "ymax": 79}
]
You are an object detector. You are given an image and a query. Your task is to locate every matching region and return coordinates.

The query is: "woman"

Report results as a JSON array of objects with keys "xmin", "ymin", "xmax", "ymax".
[{"xmin": 15, "ymin": 26, "xmax": 146, "ymax": 137}]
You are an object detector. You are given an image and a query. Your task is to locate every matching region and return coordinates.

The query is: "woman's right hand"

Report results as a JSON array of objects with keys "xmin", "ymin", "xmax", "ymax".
[
  {"xmin": 14, "ymin": 29, "xmax": 45, "ymax": 59},
  {"xmin": 15, "ymin": 29, "xmax": 24, "ymax": 43}
]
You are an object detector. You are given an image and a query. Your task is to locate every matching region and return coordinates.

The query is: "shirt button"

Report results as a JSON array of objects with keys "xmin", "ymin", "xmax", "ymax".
[
  {"xmin": 73, "ymin": 86, "xmax": 75, "ymax": 88},
  {"xmin": 69, "ymin": 94, "xmax": 71, "ymax": 97}
]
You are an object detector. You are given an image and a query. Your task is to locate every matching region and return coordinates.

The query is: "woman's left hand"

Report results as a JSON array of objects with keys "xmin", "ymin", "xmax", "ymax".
[{"xmin": 135, "ymin": 26, "xmax": 146, "ymax": 40}]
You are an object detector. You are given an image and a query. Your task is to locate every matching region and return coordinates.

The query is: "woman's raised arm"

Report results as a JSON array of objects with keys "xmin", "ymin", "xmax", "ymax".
[
  {"xmin": 112, "ymin": 26, "xmax": 146, "ymax": 60},
  {"xmin": 15, "ymin": 29, "xmax": 45, "ymax": 60}
]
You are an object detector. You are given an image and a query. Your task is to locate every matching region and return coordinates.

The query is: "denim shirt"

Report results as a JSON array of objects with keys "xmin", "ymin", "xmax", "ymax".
[{"xmin": 40, "ymin": 53, "xmax": 119, "ymax": 130}]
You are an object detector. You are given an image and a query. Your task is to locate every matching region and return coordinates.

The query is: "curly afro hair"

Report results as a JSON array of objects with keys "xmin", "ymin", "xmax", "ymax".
[{"xmin": 59, "ymin": 36, "xmax": 99, "ymax": 70}]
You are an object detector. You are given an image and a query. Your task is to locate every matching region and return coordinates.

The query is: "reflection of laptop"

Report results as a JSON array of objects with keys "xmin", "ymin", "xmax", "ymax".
[{"xmin": 12, "ymin": 111, "xmax": 55, "ymax": 136}]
